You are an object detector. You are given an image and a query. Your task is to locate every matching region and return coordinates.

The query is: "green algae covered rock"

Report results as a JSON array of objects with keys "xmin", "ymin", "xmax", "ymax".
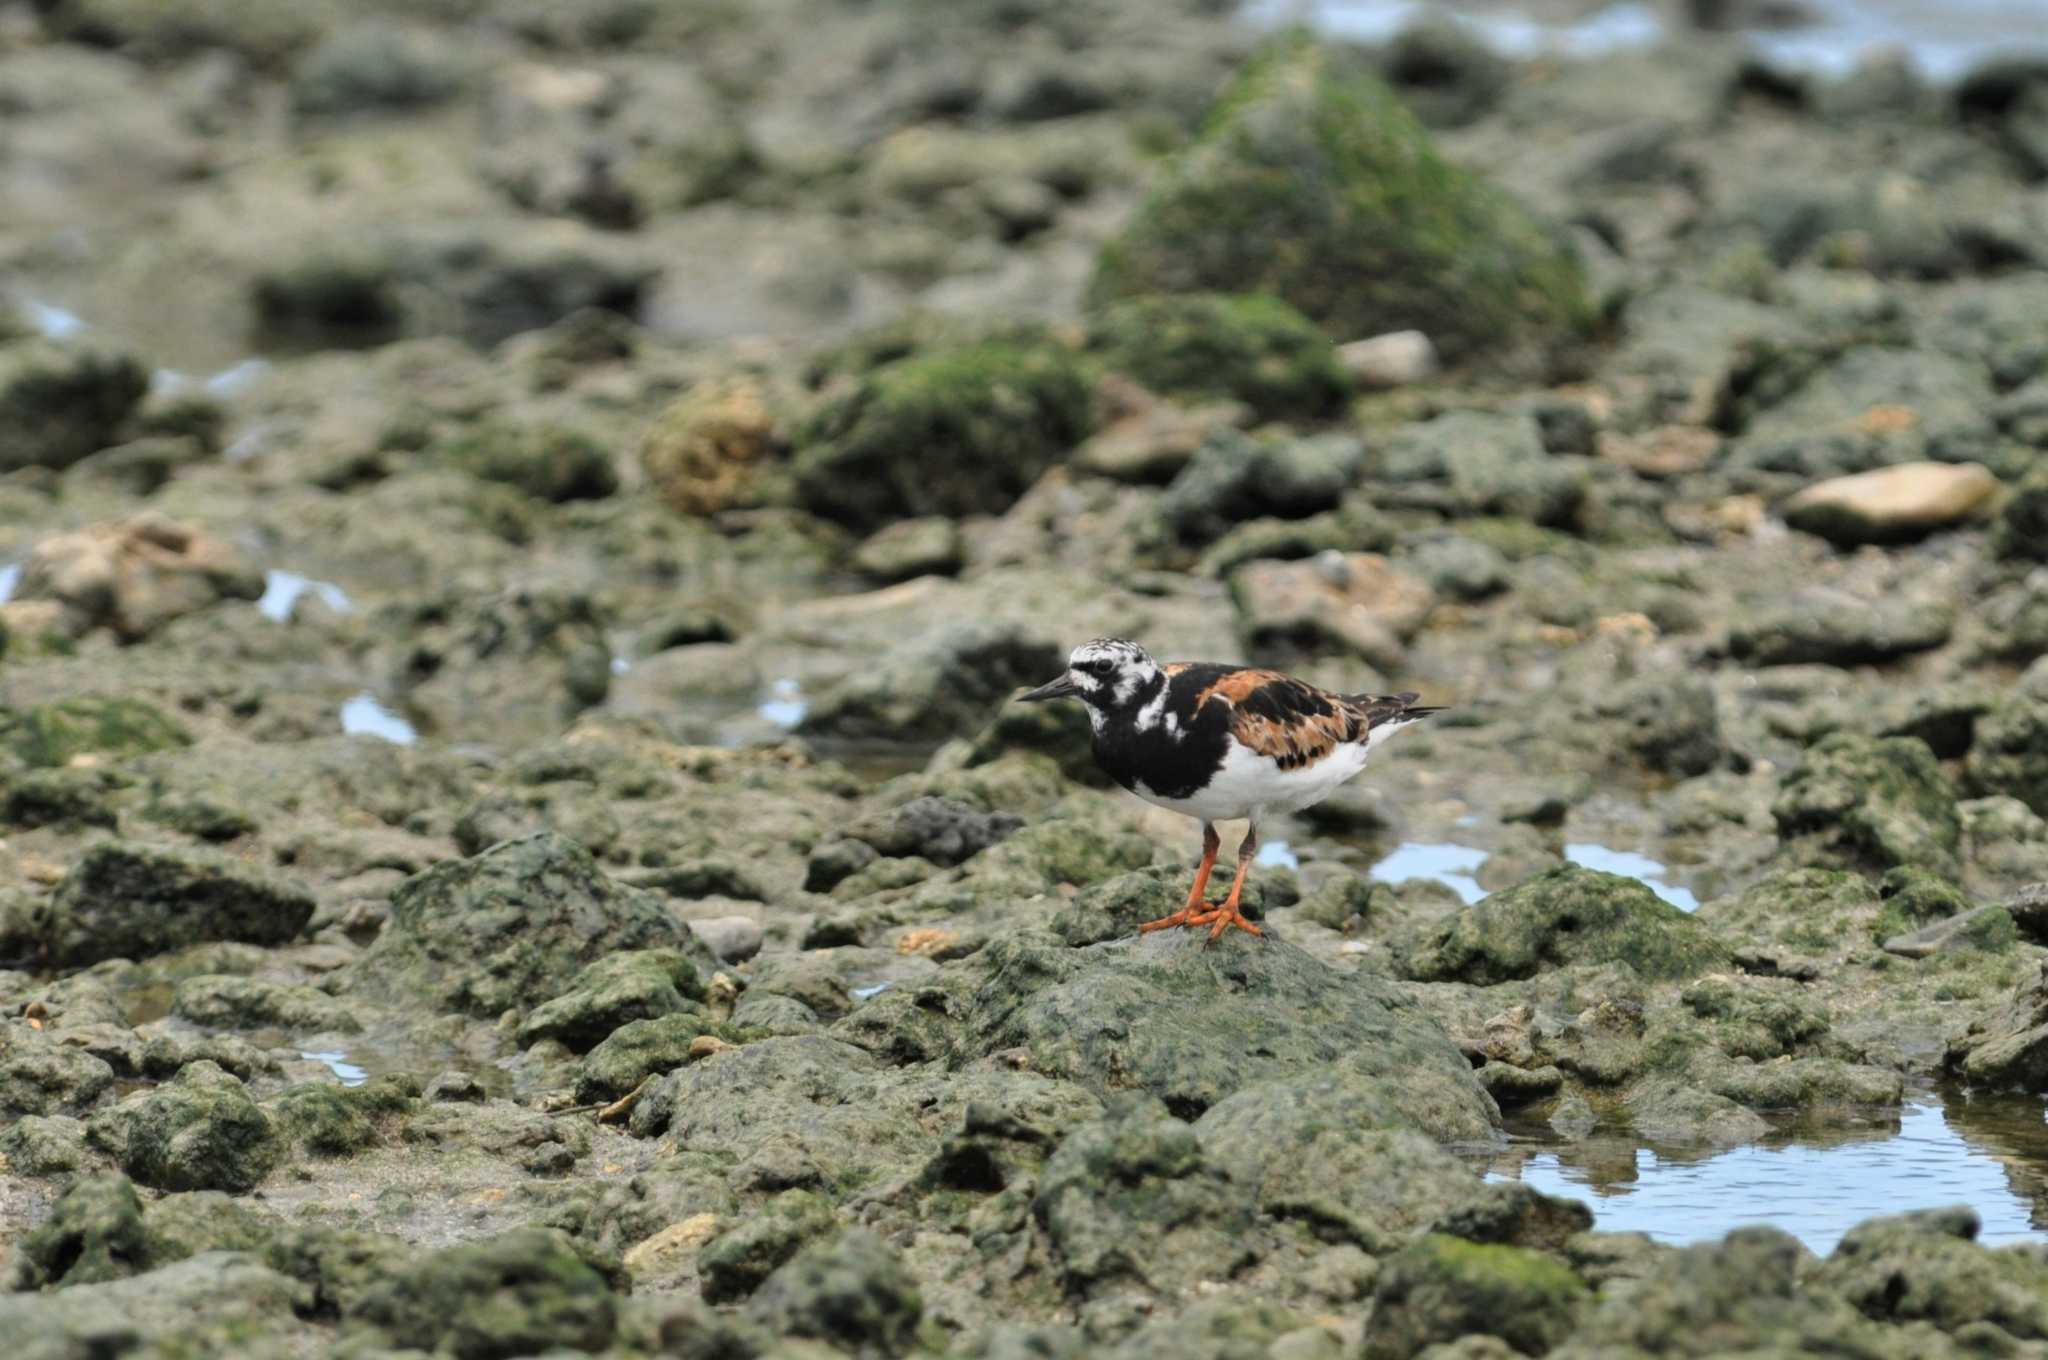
[
  {"xmin": 1088, "ymin": 292, "xmax": 1352, "ymax": 421},
  {"xmin": 1364, "ymin": 1233, "xmax": 1587, "ymax": 1359},
  {"xmin": 345, "ymin": 1227, "xmax": 621, "ymax": 1358},
  {"xmin": 572, "ymin": 1011, "xmax": 724, "ymax": 1103},
  {"xmin": 1089, "ymin": 38, "xmax": 1590, "ymax": 367},
  {"xmin": 88, "ymin": 1061, "xmax": 282, "ymax": 1194},
  {"xmin": 796, "ymin": 339, "xmax": 1092, "ymax": 531},
  {"xmin": 3, "ymin": 696, "xmax": 189, "ymax": 769},
  {"xmin": 6, "ymin": 1173, "xmax": 156, "ymax": 1289},
  {"xmin": 46, "ymin": 842, "xmax": 315, "ymax": 967},
  {"xmin": 1775, "ymin": 732, "xmax": 1962, "ymax": 878},
  {"xmin": 353, "ymin": 831, "xmax": 684, "ymax": 1018},
  {"xmin": 1396, "ymin": 865, "xmax": 1729, "ymax": 986},
  {"xmin": 0, "ymin": 341, "xmax": 151, "ymax": 473},
  {"xmin": 699, "ymin": 1190, "xmax": 838, "ymax": 1304},
  {"xmin": 744, "ymin": 1229, "xmax": 923, "ymax": 1357},
  {"xmin": 517, "ymin": 949, "xmax": 705, "ymax": 1052},
  {"xmin": 0, "ymin": 1022, "xmax": 116, "ymax": 1119},
  {"xmin": 1811, "ymin": 1207, "xmax": 2048, "ymax": 1343},
  {"xmin": 441, "ymin": 420, "xmax": 619, "ymax": 503},
  {"xmin": 1965, "ymin": 697, "xmax": 2048, "ymax": 817}
]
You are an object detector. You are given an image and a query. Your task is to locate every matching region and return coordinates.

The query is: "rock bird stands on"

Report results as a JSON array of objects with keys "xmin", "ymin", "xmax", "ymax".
[{"xmin": 1017, "ymin": 637, "xmax": 1440, "ymax": 939}]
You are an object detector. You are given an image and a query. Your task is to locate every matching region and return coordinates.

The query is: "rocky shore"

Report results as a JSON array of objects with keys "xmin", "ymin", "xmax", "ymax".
[{"xmin": 7, "ymin": 0, "xmax": 2048, "ymax": 1356}]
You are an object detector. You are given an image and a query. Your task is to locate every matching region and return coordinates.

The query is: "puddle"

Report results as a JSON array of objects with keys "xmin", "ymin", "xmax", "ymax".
[
  {"xmin": 851, "ymin": 982, "xmax": 892, "ymax": 1002},
  {"xmin": 0, "ymin": 562, "xmax": 19, "ymax": 604},
  {"xmin": 1565, "ymin": 842, "xmax": 1699, "ymax": 912},
  {"xmin": 1483, "ymin": 1098, "xmax": 2048, "ymax": 1255},
  {"xmin": 609, "ymin": 654, "xmax": 631, "ymax": 676},
  {"xmin": 1255, "ymin": 840, "xmax": 1301, "ymax": 870},
  {"xmin": 22, "ymin": 298, "xmax": 85, "ymax": 340},
  {"xmin": 1255, "ymin": 0, "xmax": 2048, "ymax": 81},
  {"xmin": 340, "ymin": 693, "xmax": 419, "ymax": 745},
  {"xmin": 258, "ymin": 570, "xmax": 353, "ymax": 623},
  {"xmin": 1369, "ymin": 842, "xmax": 1487, "ymax": 903},
  {"xmin": 303, "ymin": 1050, "xmax": 368, "ymax": 1087},
  {"xmin": 153, "ymin": 358, "xmax": 272, "ymax": 401},
  {"xmin": 758, "ymin": 677, "xmax": 808, "ymax": 729}
]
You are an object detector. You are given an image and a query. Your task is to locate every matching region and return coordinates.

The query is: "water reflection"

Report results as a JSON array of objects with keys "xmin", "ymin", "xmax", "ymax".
[
  {"xmin": 1369, "ymin": 842, "xmax": 1487, "ymax": 903},
  {"xmin": 1565, "ymin": 842, "xmax": 1699, "ymax": 912},
  {"xmin": 1480, "ymin": 1097, "xmax": 2048, "ymax": 1254}
]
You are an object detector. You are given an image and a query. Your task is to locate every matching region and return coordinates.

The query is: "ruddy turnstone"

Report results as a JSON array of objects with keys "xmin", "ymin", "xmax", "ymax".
[{"xmin": 1017, "ymin": 637, "xmax": 1441, "ymax": 940}]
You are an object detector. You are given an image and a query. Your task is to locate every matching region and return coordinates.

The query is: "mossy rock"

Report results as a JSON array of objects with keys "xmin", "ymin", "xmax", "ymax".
[
  {"xmin": 1965, "ymin": 697, "xmax": 2048, "ymax": 817},
  {"xmin": 517, "ymin": 949, "xmax": 705, "ymax": 1053},
  {"xmin": 1088, "ymin": 37, "xmax": 1590, "ymax": 367},
  {"xmin": 1087, "ymin": 292, "xmax": 1351, "ymax": 421},
  {"xmin": 441, "ymin": 421, "xmax": 618, "ymax": 503},
  {"xmin": 1365, "ymin": 1233, "xmax": 1587, "ymax": 1359},
  {"xmin": 572, "ymin": 1012, "xmax": 723, "ymax": 1103},
  {"xmin": 1774, "ymin": 732, "xmax": 1962, "ymax": 878},
  {"xmin": 87, "ymin": 1061, "xmax": 282, "ymax": 1194},
  {"xmin": 2, "ymin": 696, "xmax": 189, "ymax": 768},
  {"xmin": 1994, "ymin": 462, "xmax": 2048, "ymax": 562},
  {"xmin": 698, "ymin": 1190, "xmax": 837, "ymax": 1303},
  {"xmin": 1396, "ymin": 865, "xmax": 1729, "ymax": 985},
  {"xmin": 6, "ymin": 1173, "xmax": 155, "ymax": 1289},
  {"xmin": 46, "ymin": 842, "xmax": 316, "ymax": 967},
  {"xmin": 795, "ymin": 340, "xmax": 1093, "ymax": 532},
  {"xmin": 172, "ymin": 975, "xmax": 362, "ymax": 1034},
  {"xmin": 344, "ymin": 1227, "xmax": 620, "ymax": 1358}
]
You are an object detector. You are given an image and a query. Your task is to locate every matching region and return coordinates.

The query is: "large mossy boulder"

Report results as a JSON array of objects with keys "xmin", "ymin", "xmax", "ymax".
[
  {"xmin": 353, "ymin": 832, "xmax": 685, "ymax": 1019},
  {"xmin": 1396, "ymin": 866, "xmax": 1729, "ymax": 986},
  {"xmin": 1087, "ymin": 293, "xmax": 1351, "ymax": 422},
  {"xmin": 955, "ymin": 926, "xmax": 1496, "ymax": 1137},
  {"xmin": 517, "ymin": 949, "xmax": 705, "ymax": 1052},
  {"xmin": 45, "ymin": 842, "xmax": 316, "ymax": 967},
  {"xmin": 1364, "ymin": 1233, "xmax": 1587, "ymax": 1359},
  {"xmin": 796, "ymin": 339, "xmax": 1092, "ymax": 532},
  {"xmin": 0, "ymin": 1022, "xmax": 116, "ymax": 1118},
  {"xmin": 87, "ymin": 1061, "xmax": 282, "ymax": 1194},
  {"xmin": 1088, "ymin": 38, "xmax": 1590, "ymax": 367},
  {"xmin": 743, "ymin": 1230, "xmax": 923, "ymax": 1357},
  {"xmin": 345, "ymin": 1228, "xmax": 620, "ymax": 1358},
  {"xmin": 1773, "ymin": 733, "xmax": 1962, "ymax": 878}
]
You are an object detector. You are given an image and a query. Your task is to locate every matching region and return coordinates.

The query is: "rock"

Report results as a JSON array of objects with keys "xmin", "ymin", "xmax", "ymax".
[
  {"xmin": 1088, "ymin": 293, "xmax": 1351, "ymax": 422},
  {"xmin": 1156, "ymin": 429, "xmax": 1363, "ymax": 547},
  {"xmin": 46, "ymin": 842, "xmax": 316, "ymax": 967},
  {"xmin": 1398, "ymin": 866, "xmax": 1728, "ymax": 986},
  {"xmin": 1340, "ymin": 329, "xmax": 1439, "ymax": 389},
  {"xmin": 699, "ymin": 1191, "xmax": 837, "ymax": 1303},
  {"xmin": 800, "ymin": 621, "xmax": 1060, "ymax": 745},
  {"xmin": 1727, "ymin": 588, "xmax": 1953, "ymax": 667},
  {"xmin": 0, "ymin": 1113, "xmax": 92, "ymax": 1174},
  {"xmin": 1965, "ymin": 697, "xmax": 2048, "ymax": 817},
  {"xmin": 2012, "ymin": 882, "xmax": 2048, "ymax": 943},
  {"xmin": 1882, "ymin": 905, "xmax": 2017, "ymax": 959},
  {"xmin": 1946, "ymin": 960, "xmax": 2048, "ymax": 1090},
  {"xmin": 1781, "ymin": 462, "xmax": 2000, "ymax": 546},
  {"xmin": 1597, "ymin": 425, "xmax": 1721, "ymax": 479},
  {"xmin": 34, "ymin": 0, "xmax": 329, "ymax": 66},
  {"xmin": 518, "ymin": 949, "xmax": 704, "ymax": 1052},
  {"xmin": 88, "ymin": 1061, "xmax": 282, "ymax": 1194},
  {"xmin": 1378, "ymin": 411, "xmax": 1586, "ymax": 527},
  {"xmin": 851, "ymin": 517, "xmax": 965, "ymax": 582},
  {"xmin": 744, "ymin": 1230, "xmax": 922, "ymax": 1356},
  {"xmin": 796, "ymin": 340, "xmax": 1092, "ymax": 532},
  {"xmin": 5, "ymin": 1173, "xmax": 153, "ymax": 1288},
  {"xmin": 288, "ymin": 21, "xmax": 463, "ymax": 118},
  {"xmin": 1231, "ymin": 551, "xmax": 1436, "ymax": 669},
  {"xmin": 0, "ymin": 696, "xmax": 189, "ymax": 769},
  {"xmin": 805, "ymin": 839, "xmax": 879, "ymax": 893},
  {"xmin": 572, "ymin": 1012, "xmax": 721, "ymax": 1104},
  {"xmin": 1624, "ymin": 1077, "xmax": 1773, "ymax": 1146},
  {"xmin": 1364, "ymin": 1234, "xmax": 1587, "ymax": 1360},
  {"xmin": 346, "ymin": 1227, "xmax": 620, "ymax": 1357},
  {"xmin": 1995, "ymin": 462, "xmax": 2048, "ymax": 562},
  {"xmin": 354, "ymin": 832, "xmax": 686, "ymax": 1018},
  {"xmin": 847, "ymin": 796, "xmax": 1023, "ymax": 867},
  {"xmin": 640, "ymin": 377, "xmax": 787, "ymax": 517},
  {"xmin": 959, "ymin": 929, "xmax": 1495, "ymax": 1137},
  {"xmin": 1406, "ymin": 535, "xmax": 1510, "ymax": 603},
  {"xmin": 1732, "ymin": 346, "xmax": 1995, "ymax": 486},
  {"xmin": 1593, "ymin": 673, "xmax": 1723, "ymax": 778},
  {"xmin": 265, "ymin": 1080, "xmax": 411, "ymax": 1157},
  {"xmin": 441, "ymin": 420, "xmax": 619, "ymax": 503},
  {"xmin": 1809, "ymin": 1207, "xmax": 2048, "ymax": 1341},
  {"xmin": 172, "ymin": 975, "xmax": 362, "ymax": 1034},
  {"xmin": 1072, "ymin": 390, "xmax": 1247, "ymax": 484},
  {"xmin": 0, "ymin": 1251, "xmax": 309, "ymax": 1357},
  {"xmin": 7, "ymin": 514, "xmax": 264, "ymax": 641},
  {"xmin": 688, "ymin": 915, "xmax": 764, "ymax": 963},
  {"xmin": 424, "ymin": 1071, "xmax": 487, "ymax": 1103},
  {"xmin": 1774, "ymin": 733, "xmax": 1962, "ymax": 878},
  {"xmin": 0, "ymin": 340, "xmax": 150, "ymax": 473},
  {"xmin": 262, "ymin": 1224, "xmax": 418, "ymax": 1318},
  {"xmin": 63, "ymin": 433, "xmax": 210, "ymax": 495},
  {"xmin": 1088, "ymin": 38, "xmax": 1588, "ymax": 367}
]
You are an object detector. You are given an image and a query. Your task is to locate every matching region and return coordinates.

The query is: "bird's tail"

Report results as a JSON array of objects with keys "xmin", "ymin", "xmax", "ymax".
[{"xmin": 1352, "ymin": 691, "xmax": 1446, "ymax": 725}]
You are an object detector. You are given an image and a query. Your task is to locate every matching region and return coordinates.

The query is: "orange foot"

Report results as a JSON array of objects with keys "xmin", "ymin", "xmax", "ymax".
[
  {"xmin": 1187, "ymin": 899, "xmax": 1263, "ymax": 941},
  {"xmin": 1138, "ymin": 905, "xmax": 1203, "ymax": 933}
]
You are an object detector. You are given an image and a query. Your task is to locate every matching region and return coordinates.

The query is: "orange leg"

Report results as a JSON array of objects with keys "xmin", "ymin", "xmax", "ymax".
[
  {"xmin": 1186, "ymin": 824, "xmax": 1263, "ymax": 940},
  {"xmin": 1139, "ymin": 823, "xmax": 1221, "ymax": 933}
]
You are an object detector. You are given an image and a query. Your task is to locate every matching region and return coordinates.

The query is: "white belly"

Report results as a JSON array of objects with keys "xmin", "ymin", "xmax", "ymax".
[{"xmin": 1134, "ymin": 736, "xmax": 1377, "ymax": 823}]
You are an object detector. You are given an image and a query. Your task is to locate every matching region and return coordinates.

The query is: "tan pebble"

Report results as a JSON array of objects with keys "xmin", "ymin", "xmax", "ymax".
[
  {"xmin": 896, "ymin": 928, "xmax": 958, "ymax": 956},
  {"xmin": 687, "ymin": 1035, "xmax": 733, "ymax": 1061}
]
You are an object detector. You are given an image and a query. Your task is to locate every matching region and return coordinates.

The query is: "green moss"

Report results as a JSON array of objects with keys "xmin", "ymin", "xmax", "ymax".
[
  {"xmin": 1366, "ymin": 1233, "xmax": 1587, "ymax": 1359},
  {"xmin": 1087, "ymin": 292, "xmax": 1351, "ymax": 421},
  {"xmin": 796, "ymin": 340, "xmax": 1093, "ymax": 531},
  {"xmin": 0, "ymin": 341, "xmax": 152, "ymax": 473},
  {"xmin": 1774, "ymin": 733, "xmax": 1962, "ymax": 879},
  {"xmin": 1089, "ymin": 35, "xmax": 1590, "ymax": 367},
  {"xmin": 441, "ymin": 421, "xmax": 619, "ymax": 503},
  {"xmin": 3, "ymin": 697, "xmax": 190, "ymax": 768}
]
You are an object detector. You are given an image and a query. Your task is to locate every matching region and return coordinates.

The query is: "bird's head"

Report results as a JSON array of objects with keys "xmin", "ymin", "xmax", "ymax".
[{"xmin": 1017, "ymin": 637, "xmax": 1160, "ymax": 711}]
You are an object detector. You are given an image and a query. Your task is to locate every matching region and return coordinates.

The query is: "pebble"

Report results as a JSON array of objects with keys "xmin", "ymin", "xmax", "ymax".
[
  {"xmin": 1781, "ymin": 461, "xmax": 2000, "ymax": 546},
  {"xmin": 1337, "ymin": 330, "xmax": 1438, "ymax": 388}
]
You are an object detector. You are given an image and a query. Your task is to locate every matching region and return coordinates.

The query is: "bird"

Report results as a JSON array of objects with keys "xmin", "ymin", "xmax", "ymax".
[{"xmin": 1015, "ymin": 637, "xmax": 1441, "ymax": 941}]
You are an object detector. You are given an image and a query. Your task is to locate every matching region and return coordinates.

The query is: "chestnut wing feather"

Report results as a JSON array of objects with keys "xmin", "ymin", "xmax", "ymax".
[{"xmin": 1193, "ymin": 672, "xmax": 1433, "ymax": 771}]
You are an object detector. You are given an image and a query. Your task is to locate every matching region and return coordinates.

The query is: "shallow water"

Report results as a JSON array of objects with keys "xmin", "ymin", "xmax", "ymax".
[
  {"xmin": 1369, "ymin": 841, "xmax": 1488, "ymax": 902},
  {"xmin": 339, "ymin": 693, "xmax": 419, "ymax": 745},
  {"xmin": 1254, "ymin": 0, "xmax": 2048, "ymax": 80},
  {"xmin": 1564, "ymin": 842, "xmax": 1699, "ymax": 912},
  {"xmin": 302, "ymin": 1050, "xmax": 368, "ymax": 1087},
  {"xmin": 258, "ymin": 570, "xmax": 353, "ymax": 623},
  {"xmin": 0, "ymin": 562, "xmax": 18, "ymax": 604},
  {"xmin": 757, "ymin": 677, "xmax": 809, "ymax": 729},
  {"xmin": 1480, "ymin": 1094, "xmax": 2048, "ymax": 1255}
]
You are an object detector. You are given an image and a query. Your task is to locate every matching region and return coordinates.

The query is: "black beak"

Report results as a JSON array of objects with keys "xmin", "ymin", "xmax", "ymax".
[{"xmin": 1017, "ymin": 674, "xmax": 1079, "ymax": 703}]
